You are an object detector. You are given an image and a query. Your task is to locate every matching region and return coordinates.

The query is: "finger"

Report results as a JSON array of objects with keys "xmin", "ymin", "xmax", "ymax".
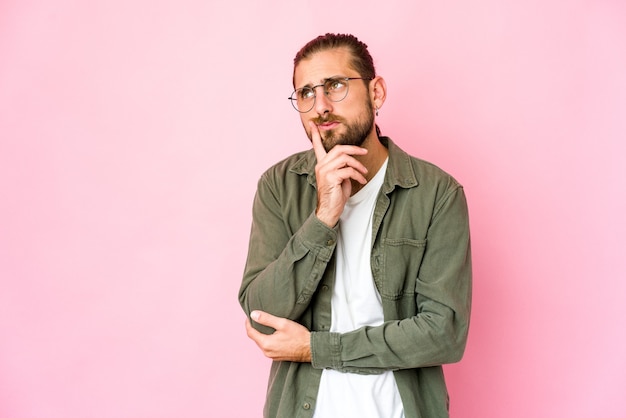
[
  {"xmin": 309, "ymin": 122, "xmax": 327, "ymax": 162},
  {"xmin": 318, "ymin": 153, "xmax": 369, "ymax": 181},
  {"xmin": 326, "ymin": 144, "xmax": 368, "ymax": 157},
  {"xmin": 250, "ymin": 310, "xmax": 282, "ymax": 329},
  {"xmin": 338, "ymin": 166, "xmax": 368, "ymax": 185},
  {"xmin": 323, "ymin": 147, "xmax": 368, "ymax": 175},
  {"xmin": 335, "ymin": 152, "xmax": 369, "ymax": 173}
]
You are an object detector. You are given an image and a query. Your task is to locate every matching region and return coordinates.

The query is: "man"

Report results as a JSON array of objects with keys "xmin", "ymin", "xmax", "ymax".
[{"xmin": 239, "ymin": 33, "xmax": 472, "ymax": 418}]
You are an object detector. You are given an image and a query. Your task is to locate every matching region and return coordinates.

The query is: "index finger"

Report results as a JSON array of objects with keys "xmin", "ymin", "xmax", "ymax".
[{"xmin": 309, "ymin": 121, "xmax": 327, "ymax": 161}]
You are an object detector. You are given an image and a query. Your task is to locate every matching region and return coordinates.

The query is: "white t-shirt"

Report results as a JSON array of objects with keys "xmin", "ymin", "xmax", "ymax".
[{"xmin": 313, "ymin": 158, "xmax": 405, "ymax": 418}]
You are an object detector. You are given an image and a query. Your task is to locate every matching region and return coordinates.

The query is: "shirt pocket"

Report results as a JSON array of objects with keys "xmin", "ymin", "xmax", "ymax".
[{"xmin": 379, "ymin": 238, "xmax": 427, "ymax": 299}]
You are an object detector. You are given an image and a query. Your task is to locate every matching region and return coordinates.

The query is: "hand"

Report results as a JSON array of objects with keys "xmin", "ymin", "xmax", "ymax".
[
  {"xmin": 310, "ymin": 121, "xmax": 368, "ymax": 227},
  {"xmin": 245, "ymin": 310, "xmax": 312, "ymax": 362}
]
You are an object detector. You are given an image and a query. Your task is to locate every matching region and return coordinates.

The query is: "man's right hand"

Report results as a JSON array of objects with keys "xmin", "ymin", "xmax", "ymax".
[{"xmin": 310, "ymin": 121, "xmax": 369, "ymax": 227}]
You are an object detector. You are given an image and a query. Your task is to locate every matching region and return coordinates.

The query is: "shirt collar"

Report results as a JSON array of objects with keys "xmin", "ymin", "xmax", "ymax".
[{"xmin": 289, "ymin": 137, "xmax": 419, "ymax": 192}]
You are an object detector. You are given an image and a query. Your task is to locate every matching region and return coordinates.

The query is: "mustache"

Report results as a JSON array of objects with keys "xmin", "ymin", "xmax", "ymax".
[{"xmin": 311, "ymin": 114, "xmax": 345, "ymax": 124}]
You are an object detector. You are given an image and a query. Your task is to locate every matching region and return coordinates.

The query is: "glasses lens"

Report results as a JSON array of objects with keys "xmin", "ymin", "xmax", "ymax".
[
  {"xmin": 290, "ymin": 87, "xmax": 315, "ymax": 113},
  {"xmin": 289, "ymin": 78, "xmax": 354, "ymax": 112},
  {"xmin": 324, "ymin": 78, "xmax": 349, "ymax": 102}
]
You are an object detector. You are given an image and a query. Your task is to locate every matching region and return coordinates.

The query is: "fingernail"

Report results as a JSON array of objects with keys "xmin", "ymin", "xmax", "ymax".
[{"xmin": 251, "ymin": 311, "xmax": 260, "ymax": 321}]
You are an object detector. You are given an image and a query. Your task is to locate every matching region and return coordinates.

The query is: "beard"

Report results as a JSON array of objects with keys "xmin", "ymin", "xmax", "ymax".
[{"xmin": 307, "ymin": 98, "xmax": 375, "ymax": 153}]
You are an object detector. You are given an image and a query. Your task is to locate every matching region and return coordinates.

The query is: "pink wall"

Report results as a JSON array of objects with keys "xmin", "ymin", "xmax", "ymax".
[{"xmin": 1, "ymin": 1, "xmax": 625, "ymax": 417}]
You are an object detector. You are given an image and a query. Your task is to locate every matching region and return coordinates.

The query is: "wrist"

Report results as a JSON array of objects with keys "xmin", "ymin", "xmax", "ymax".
[
  {"xmin": 315, "ymin": 208, "xmax": 339, "ymax": 228},
  {"xmin": 310, "ymin": 331, "xmax": 342, "ymax": 370}
]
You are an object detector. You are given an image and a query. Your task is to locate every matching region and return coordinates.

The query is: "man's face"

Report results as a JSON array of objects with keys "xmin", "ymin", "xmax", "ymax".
[{"xmin": 293, "ymin": 48, "xmax": 375, "ymax": 152}]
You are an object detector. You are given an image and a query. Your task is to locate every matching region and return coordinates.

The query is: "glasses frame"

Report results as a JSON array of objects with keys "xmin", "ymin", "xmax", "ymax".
[{"xmin": 288, "ymin": 76, "xmax": 372, "ymax": 113}]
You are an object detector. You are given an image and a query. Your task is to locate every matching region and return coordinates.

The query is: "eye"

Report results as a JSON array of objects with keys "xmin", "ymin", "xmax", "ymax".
[
  {"xmin": 298, "ymin": 87, "xmax": 315, "ymax": 100},
  {"xmin": 325, "ymin": 78, "xmax": 347, "ymax": 91}
]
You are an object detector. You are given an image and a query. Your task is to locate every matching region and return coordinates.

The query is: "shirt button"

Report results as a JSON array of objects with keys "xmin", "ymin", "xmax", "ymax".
[
  {"xmin": 321, "ymin": 285, "xmax": 329, "ymax": 291},
  {"xmin": 326, "ymin": 239, "xmax": 335, "ymax": 246},
  {"xmin": 303, "ymin": 402, "xmax": 311, "ymax": 410}
]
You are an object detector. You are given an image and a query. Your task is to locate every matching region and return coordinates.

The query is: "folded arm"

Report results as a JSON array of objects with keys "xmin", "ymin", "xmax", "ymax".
[{"xmin": 238, "ymin": 172, "xmax": 337, "ymax": 334}]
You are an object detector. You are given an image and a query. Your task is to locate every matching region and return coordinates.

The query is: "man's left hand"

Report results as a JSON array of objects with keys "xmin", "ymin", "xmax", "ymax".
[{"xmin": 245, "ymin": 310, "xmax": 312, "ymax": 362}]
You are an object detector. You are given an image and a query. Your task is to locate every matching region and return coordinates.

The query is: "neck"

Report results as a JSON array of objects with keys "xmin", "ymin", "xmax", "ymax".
[{"xmin": 350, "ymin": 133, "xmax": 388, "ymax": 195}]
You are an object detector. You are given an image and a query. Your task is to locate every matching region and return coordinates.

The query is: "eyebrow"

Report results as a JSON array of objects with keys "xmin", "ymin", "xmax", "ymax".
[{"xmin": 297, "ymin": 75, "xmax": 346, "ymax": 90}]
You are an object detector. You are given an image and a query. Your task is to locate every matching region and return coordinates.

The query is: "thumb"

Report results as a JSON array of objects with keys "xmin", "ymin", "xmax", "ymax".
[{"xmin": 250, "ymin": 310, "xmax": 280, "ymax": 328}]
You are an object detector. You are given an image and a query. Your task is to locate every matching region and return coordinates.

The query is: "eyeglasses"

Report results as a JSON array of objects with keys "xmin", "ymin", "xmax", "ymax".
[{"xmin": 288, "ymin": 77, "xmax": 372, "ymax": 113}]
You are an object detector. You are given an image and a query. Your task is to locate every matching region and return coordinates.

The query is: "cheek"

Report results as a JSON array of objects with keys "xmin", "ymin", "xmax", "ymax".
[{"xmin": 300, "ymin": 118, "xmax": 313, "ymax": 139}]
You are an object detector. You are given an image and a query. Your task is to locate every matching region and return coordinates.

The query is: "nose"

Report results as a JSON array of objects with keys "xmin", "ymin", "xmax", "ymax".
[{"xmin": 313, "ymin": 87, "xmax": 333, "ymax": 115}]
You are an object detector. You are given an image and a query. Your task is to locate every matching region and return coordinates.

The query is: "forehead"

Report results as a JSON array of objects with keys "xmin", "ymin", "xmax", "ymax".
[{"xmin": 293, "ymin": 47, "xmax": 357, "ymax": 88}]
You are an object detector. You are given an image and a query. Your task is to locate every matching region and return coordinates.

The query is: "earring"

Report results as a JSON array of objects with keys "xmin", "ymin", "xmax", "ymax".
[{"xmin": 375, "ymin": 107, "xmax": 379, "ymax": 117}]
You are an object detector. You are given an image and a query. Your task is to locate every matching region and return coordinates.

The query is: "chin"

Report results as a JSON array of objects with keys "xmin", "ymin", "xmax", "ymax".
[{"xmin": 329, "ymin": 133, "xmax": 366, "ymax": 149}]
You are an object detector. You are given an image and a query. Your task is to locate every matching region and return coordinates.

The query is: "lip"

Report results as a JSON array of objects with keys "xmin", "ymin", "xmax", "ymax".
[{"xmin": 317, "ymin": 121, "xmax": 340, "ymax": 131}]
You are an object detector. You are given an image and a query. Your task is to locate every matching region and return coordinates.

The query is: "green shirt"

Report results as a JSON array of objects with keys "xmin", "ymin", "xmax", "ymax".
[{"xmin": 239, "ymin": 137, "xmax": 472, "ymax": 418}]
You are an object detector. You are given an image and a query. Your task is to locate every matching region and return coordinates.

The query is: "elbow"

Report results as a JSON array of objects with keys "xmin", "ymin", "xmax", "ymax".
[
  {"xmin": 446, "ymin": 337, "xmax": 468, "ymax": 364},
  {"xmin": 442, "ymin": 321, "xmax": 470, "ymax": 364},
  {"xmin": 424, "ymin": 313, "xmax": 470, "ymax": 365}
]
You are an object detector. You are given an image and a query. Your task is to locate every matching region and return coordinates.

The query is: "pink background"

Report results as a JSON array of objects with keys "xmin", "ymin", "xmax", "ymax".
[{"xmin": 1, "ymin": 1, "xmax": 625, "ymax": 417}]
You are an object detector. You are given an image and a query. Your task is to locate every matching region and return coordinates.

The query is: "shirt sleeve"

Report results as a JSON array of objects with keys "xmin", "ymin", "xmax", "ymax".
[
  {"xmin": 238, "ymin": 171, "xmax": 337, "ymax": 335},
  {"xmin": 310, "ymin": 185, "xmax": 472, "ymax": 372}
]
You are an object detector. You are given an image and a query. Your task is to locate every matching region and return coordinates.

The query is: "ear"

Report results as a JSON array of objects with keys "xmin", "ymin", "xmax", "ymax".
[{"xmin": 369, "ymin": 76, "xmax": 387, "ymax": 112}]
